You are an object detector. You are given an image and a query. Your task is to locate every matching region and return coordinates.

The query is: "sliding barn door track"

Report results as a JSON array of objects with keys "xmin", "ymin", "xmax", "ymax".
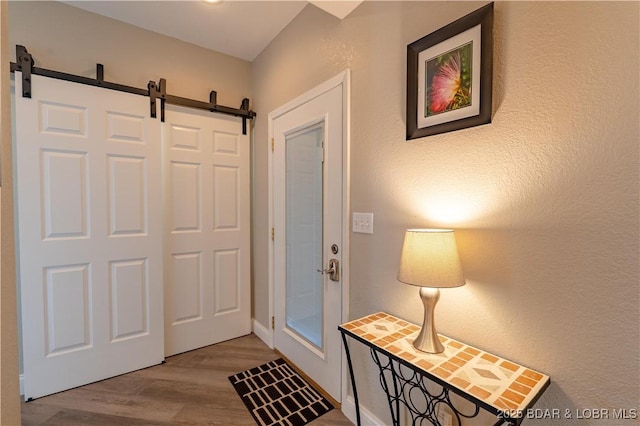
[{"xmin": 9, "ymin": 45, "xmax": 256, "ymax": 134}]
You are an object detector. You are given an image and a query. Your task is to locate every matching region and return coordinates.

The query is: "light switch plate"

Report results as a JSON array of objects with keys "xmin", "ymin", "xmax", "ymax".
[{"xmin": 352, "ymin": 212, "xmax": 373, "ymax": 234}]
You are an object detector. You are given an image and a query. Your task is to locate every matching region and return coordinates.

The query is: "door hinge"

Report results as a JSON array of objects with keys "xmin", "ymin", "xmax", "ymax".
[
  {"xmin": 271, "ymin": 316, "xmax": 275, "ymax": 329},
  {"xmin": 271, "ymin": 137, "xmax": 274, "ymax": 152},
  {"xmin": 271, "ymin": 228, "xmax": 275, "ymax": 241}
]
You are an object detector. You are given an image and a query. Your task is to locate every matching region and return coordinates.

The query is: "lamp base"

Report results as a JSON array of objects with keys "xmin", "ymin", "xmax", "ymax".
[{"xmin": 413, "ymin": 287, "xmax": 444, "ymax": 354}]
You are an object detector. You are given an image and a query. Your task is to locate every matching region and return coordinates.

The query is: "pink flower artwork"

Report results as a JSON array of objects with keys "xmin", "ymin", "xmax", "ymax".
[{"xmin": 426, "ymin": 43, "xmax": 472, "ymax": 116}]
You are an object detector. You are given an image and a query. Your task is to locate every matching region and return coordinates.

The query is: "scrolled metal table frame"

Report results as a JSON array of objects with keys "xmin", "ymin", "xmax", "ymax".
[{"xmin": 340, "ymin": 330, "xmax": 518, "ymax": 426}]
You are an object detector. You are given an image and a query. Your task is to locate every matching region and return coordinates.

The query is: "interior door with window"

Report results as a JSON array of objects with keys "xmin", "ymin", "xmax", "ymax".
[{"xmin": 272, "ymin": 79, "xmax": 345, "ymax": 402}]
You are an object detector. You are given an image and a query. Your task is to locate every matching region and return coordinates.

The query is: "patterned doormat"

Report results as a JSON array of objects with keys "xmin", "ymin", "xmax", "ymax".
[{"xmin": 228, "ymin": 358, "xmax": 334, "ymax": 426}]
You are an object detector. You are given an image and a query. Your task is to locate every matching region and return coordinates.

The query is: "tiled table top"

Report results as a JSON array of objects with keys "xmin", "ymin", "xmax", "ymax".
[{"xmin": 339, "ymin": 312, "xmax": 550, "ymax": 417}]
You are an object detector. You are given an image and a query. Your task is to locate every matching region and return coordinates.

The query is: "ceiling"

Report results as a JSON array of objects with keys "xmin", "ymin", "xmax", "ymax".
[{"xmin": 62, "ymin": 1, "xmax": 363, "ymax": 62}]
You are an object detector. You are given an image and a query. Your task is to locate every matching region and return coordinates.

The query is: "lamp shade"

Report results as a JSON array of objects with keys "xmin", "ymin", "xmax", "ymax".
[{"xmin": 397, "ymin": 229, "xmax": 466, "ymax": 288}]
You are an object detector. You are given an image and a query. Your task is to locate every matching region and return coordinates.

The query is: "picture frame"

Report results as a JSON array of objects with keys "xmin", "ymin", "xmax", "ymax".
[{"xmin": 406, "ymin": 2, "xmax": 493, "ymax": 140}]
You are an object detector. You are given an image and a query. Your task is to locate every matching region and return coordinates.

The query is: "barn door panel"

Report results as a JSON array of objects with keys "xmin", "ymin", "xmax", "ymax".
[
  {"xmin": 163, "ymin": 105, "xmax": 251, "ymax": 356},
  {"xmin": 15, "ymin": 74, "xmax": 164, "ymax": 400}
]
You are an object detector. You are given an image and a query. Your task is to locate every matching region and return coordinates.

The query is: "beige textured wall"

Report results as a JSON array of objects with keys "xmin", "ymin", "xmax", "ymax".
[
  {"xmin": 252, "ymin": 1, "xmax": 639, "ymax": 424},
  {"xmin": 1, "ymin": 1, "xmax": 21, "ymax": 423},
  {"xmin": 8, "ymin": 1, "xmax": 251, "ymax": 105}
]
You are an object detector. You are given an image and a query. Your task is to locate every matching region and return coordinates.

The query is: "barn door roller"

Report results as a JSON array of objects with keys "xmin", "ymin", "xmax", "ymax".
[{"xmin": 9, "ymin": 45, "xmax": 256, "ymax": 134}]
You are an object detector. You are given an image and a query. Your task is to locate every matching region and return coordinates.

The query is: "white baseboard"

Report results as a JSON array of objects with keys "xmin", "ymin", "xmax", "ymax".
[
  {"xmin": 252, "ymin": 318, "xmax": 273, "ymax": 349},
  {"xmin": 19, "ymin": 373, "xmax": 24, "ymax": 395},
  {"xmin": 341, "ymin": 394, "xmax": 386, "ymax": 425}
]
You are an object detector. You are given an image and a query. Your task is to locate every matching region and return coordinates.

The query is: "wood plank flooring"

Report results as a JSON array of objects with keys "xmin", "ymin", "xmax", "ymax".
[{"xmin": 20, "ymin": 334, "xmax": 352, "ymax": 426}]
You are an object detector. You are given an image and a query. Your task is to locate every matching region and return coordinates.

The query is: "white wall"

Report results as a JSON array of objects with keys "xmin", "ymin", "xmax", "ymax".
[{"xmin": 252, "ymin": 1, "xmax": 639, "ymax": 424}]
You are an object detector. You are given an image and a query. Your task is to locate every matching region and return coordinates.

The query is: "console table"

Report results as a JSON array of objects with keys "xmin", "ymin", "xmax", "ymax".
[{"xmin": 339, "ymin": 313, "xmax": 550, "ymax": 426}]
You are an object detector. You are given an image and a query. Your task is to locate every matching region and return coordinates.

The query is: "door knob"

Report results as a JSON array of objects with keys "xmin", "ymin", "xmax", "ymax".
[{"xmin": 317, "ymin": 258, "xmax": 340, "ymax": 282}]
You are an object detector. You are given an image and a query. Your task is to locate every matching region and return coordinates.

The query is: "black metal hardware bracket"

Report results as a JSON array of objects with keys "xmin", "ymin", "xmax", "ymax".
[
  {"xmin": 148, "ymin": 78, "xmax": 166, "ymax": 121},
  {"xmin": 9, "ymin": 45, "xmax": 256, "ymax": 134},
  {"xmin": 14, "ymin": 45, "xmax": 33, "ymax": 97}
]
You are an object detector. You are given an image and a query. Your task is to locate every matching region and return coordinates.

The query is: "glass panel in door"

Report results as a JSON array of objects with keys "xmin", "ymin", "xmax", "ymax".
[{"xmin": 285, "ymin": 124, "xmax": 324, "ymax": 349}]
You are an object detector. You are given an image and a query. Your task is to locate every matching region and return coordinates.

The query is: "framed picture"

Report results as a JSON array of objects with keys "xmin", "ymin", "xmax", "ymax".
[{"xmin": 406, "ymin": 2, "xmax": 493, "ymax": 140}]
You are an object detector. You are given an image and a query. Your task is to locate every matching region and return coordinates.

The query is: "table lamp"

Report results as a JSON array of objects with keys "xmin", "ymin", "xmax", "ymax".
[{"xmin": 397, "ymin": 229, "xmax": 466, "ymax": 353}]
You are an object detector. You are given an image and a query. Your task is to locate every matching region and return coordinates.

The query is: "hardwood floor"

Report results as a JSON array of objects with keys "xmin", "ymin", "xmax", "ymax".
[{"xmin": 21, "ymin": 334, "xmax": 353, "ymax": 426}]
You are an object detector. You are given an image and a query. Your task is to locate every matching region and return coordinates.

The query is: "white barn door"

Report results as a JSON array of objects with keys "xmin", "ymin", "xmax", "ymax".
[
  {"xmin": 15, "ymin": 74, "xmax": 164, "ymax": 400},
  {"xmin": 163, "ymin": 105, "xmax": 251, "ymax": 356}
]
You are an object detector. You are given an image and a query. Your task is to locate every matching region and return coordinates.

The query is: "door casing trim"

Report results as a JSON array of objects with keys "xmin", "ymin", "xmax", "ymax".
[{"xmin": 266, "ymin": 69, "xmax": 350, "ymax": 403}]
